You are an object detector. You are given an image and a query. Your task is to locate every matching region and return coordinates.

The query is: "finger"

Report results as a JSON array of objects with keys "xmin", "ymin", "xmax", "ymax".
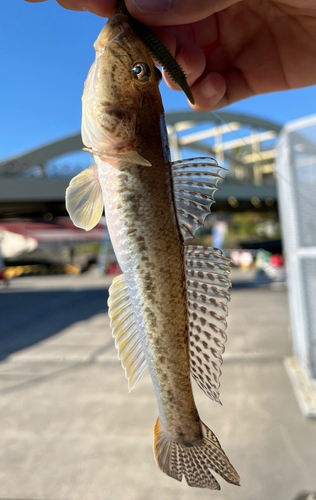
[
  {"xmin": 125, "ymin": 0, "xmax": 240, "ymax": 26},
  {"xmin": 56, "ymin": 0, "xmax": 116, "ymax": 16},
  {"xmin": 151, "ymin": 28, "xmax": 177, "ymax": 58},
  {"xmin": 163, "ymin": 44, "xmax": 206, "ymax": 89},
  {"xmin": 151, "ymin": 16, "xmax": 218, "ymax": 58},
  {"xmin": 189, "ymin": 73, "xmax": 226, "ymax": 112},
  {"xmin": 212, "ymin": 69, "xmax": 255, "ymax": 110}
]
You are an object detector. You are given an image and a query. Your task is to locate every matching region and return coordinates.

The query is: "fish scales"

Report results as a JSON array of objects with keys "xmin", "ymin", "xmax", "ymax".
[
  {"xmin": 99, "ymin": 144, "xmax": 201, "ymax": 441},
  {"xmin": 66, "ymin": 14, "xmax": 240, "ymax": 490}
]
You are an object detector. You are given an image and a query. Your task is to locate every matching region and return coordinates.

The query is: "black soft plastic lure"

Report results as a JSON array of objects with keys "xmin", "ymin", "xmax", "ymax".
[{"xmin": 116, "ymin": 0, "xmax": 194, "ymax": 104}]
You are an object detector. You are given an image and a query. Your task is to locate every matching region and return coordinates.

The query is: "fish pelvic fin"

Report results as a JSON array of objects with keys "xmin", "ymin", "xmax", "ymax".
[{"xmin": 153, "ymin": 417, "xmax": 240, "ymax": 490}]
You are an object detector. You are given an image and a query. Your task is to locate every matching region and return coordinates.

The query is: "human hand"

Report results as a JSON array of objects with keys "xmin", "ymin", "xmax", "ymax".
[{"xmin": 24, "ymin": 0, "xmax": 316, "ymax": 112}]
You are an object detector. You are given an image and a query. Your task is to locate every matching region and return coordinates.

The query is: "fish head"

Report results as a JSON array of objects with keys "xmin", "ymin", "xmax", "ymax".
[{"xmin": 82, "ymin": 15, "xmax": 163, "ymax": 161}]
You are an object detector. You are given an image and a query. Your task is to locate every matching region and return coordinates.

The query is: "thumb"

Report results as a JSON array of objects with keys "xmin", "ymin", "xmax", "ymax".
[{"xmin": 125, "ymin": 0, "xmax": 238, "ymax": 26}]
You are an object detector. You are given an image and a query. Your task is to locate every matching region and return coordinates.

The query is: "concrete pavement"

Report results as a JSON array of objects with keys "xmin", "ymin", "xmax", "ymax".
[{"xmin": 0, "ymin": 270, "xmax": 316, "ymax": 500}]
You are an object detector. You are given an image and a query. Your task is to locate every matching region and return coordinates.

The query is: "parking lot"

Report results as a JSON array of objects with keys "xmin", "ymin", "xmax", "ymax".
[{"xmin": 0, "ymin": 271, "xmax": 315, "ymax": 500}]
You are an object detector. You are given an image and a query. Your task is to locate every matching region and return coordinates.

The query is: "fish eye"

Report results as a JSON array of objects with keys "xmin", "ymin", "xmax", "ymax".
[{"xmin": 132, "ymin": 62, "xmax": 151, "ymax": 82}]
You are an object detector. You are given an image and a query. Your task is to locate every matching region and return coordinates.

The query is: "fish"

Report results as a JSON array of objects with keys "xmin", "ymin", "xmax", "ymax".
[{"xmin": 65, "ymin": 14, "xmax": 240, "ymax": 490}]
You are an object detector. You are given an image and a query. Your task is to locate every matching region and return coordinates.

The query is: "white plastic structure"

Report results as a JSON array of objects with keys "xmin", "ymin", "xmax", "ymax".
[{"xmin": 277, "ymin": 114, "xmax": 316, "ymax": 418}]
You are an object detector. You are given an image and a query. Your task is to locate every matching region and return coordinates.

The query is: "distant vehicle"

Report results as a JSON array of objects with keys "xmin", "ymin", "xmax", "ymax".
[
  {"xmin": 0, "ymin": 270, "xmax": 8, "ymax": 286},
  {"xmin": 0, "ymin": 254, "xmax": 8, "ymax": 286},
  {"xmin": 265, "ymin": 254, "xmax": 286, "ymax": 282}
]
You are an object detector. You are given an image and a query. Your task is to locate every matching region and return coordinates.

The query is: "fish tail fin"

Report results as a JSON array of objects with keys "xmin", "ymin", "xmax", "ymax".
[{"xmin": 153, "ymin": 417, "xmax": 240, "ymax": 490}]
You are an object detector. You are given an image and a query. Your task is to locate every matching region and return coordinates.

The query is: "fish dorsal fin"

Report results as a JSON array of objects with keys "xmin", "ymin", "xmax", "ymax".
[
  {"xmin": 185, "ymin": 246, "xmax": 232, "ymax": 404},
  {"xmin": 66, "ymin": 165, "xmax": 103, "ymax": 231},
  {"xmin": 171, "ymin": 158, "xmax": 225, "ymax": 240},
  {"xmin": 108, "ymin": 274, "xmax": 147, "ymax": 392}
]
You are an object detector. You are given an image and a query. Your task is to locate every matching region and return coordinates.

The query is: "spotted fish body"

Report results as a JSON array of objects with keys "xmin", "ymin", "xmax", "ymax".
[
  {"xmin": 99, "ymin": 128, "xmax": 200, "ymax": 443},
  {"xmin": 66, "ymin": 15, "xmax": 240, "ymax": 490}
]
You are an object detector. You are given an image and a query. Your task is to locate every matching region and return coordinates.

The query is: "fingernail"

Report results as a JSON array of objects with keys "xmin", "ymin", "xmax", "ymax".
[
  {"xmin": 131, "ymin": 0, "xmax": 171, "ymax": 13},
  {"xmin": 201, "ymin": 76, "xmax": 217, "ymax": 99}
]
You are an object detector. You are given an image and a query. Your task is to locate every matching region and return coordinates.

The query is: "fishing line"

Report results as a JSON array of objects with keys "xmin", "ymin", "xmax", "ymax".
[{"xmin": 209, "ymin": 109, "xmax": 316, "ymax": 211}]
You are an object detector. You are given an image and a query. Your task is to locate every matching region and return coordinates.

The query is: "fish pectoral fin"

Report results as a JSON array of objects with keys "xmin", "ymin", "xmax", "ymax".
[
  {"xmin": 154, "ymin": 417, "xmax": 240, "ymax": 489},
  {"xmin": 108, "ymin": 274, "xmax": 147, "ymax": 391},
  {"xmin": 102, "ymin": 150, "xmax": 152, "ymax": 167},
  {"xmin": 85, "ymin": 148, "xmax": 151, "ymax": 168},
  {"xmin": 185, "ymin": 246, "xmax": 232, "ymax": 404},
  {"xmin": 171, "ymin": 157, "xmax": 225, "ymax": 240},
  {"xmin": 65, "ymin": 165, "xmax": 103, "ymax": 231}
]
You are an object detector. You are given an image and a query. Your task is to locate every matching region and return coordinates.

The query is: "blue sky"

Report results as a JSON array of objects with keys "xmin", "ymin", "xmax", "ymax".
[{"xmin": 1, "ymin": 0, "xmax": 316, "ymax": 161}]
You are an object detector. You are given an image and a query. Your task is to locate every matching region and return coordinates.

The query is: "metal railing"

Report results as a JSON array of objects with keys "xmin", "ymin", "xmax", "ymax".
[{"xmin": 277, "ymin": 114, "xmax": 316, "ymax": 417}]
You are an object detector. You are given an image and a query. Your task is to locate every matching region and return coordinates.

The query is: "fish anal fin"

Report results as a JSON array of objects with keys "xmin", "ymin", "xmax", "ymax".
[
  {"xmin": 65, "ymin": 165, "xmax": 103, "ymax": 231},
  {"xmin": 171, "ymin": 157, "xmax": 226, "ymax": 240},
  {"xmin": 154, "ymin": 417, "xmax": 240, "ymax": 489},
  {"xmin": 185, "ymin": 246, "xmax": 232, "ymax": 403},
  {"xmin": 108, "ymin": 274, "xmax": 147, "ymax": 391}
]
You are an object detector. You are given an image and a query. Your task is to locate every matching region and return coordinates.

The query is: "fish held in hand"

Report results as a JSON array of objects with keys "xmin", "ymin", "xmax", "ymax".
[{"xmin": 66, "ymin": 14, "xmax": 240, "ymax": 490}]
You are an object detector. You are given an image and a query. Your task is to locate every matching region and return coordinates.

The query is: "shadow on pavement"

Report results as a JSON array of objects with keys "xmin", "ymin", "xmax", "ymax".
[
  {"xmin": 232, "ymin": 269, "xmax": 283, "ymax": 289},
  {"xmin": 0, "ymin": 287, "xmax": 109, "ymax": 361}
]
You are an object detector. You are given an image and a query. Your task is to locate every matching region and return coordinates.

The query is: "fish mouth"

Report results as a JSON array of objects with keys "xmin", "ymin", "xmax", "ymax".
[{"xmin": 94, "ymin": 15, "xmax": 132, "ymax": 52}]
